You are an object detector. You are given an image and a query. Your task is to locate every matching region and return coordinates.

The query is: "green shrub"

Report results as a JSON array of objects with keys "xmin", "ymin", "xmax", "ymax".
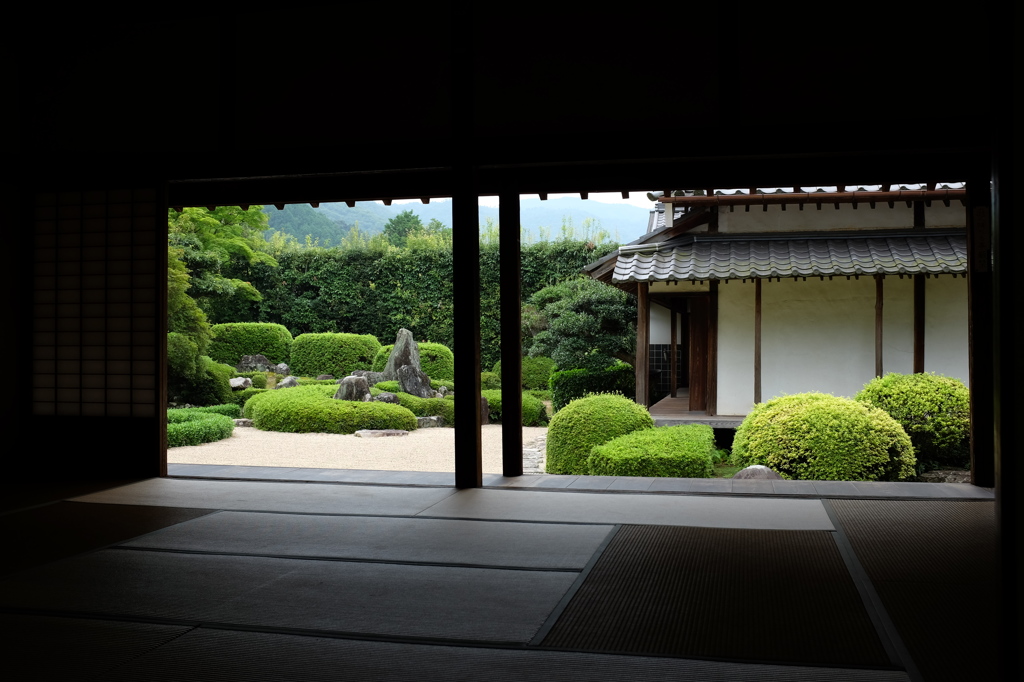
[
  {"xmin": 480, "ymin": 372, "xmax": 502, "ymax": 390},
  {"xmin": 290, "ymin": 333, "xmax": 381, "ymax": 378},
  {"xmin": 243, "ymin": 385, "xmax": 417, "ymax": 433},
  {"xmin": 371, "ymin": 342, "xmax": 455, "ymax": 380},
  {"xmin": 480, "ymin": 390, "xmax": 548, "ymax": 426},
  {"xmin": 167, "ymin": 408, "xmax": 235, "ymax": 447},
  {"xmin": 209, "ymin": 323, "xmax": 293, "ymax": 366},
  {"xmin": 550, "ymin": 364, "xmax": 635, "ymax": 411},
  {"xmin": 856, "ymin": 372, "xmax": 970, "ymax": 469},
  {"xmin": 493, "ymin": 356, "xmax": 557, "ymax": 391},
  {"xmin": 233, "ymin": 372, "xmax": 268, "ymax": 389},
  {"xmin": 732, "ymin": 393, "xmax": 916, "ymax": 481},
  {"xmin": 173, "ymin": 356, "xmax": 235, "ymax": 407},
  {"xmin": 228, "ymin": 387, "xmax": 267, "ymax": 408},
  {"xmin": 546, "ymin": 394, "xmax": 653, "ymax": 475},
  {"xmin": 589, "ymin": 425, "xmax": 715, "ymax": 477}
]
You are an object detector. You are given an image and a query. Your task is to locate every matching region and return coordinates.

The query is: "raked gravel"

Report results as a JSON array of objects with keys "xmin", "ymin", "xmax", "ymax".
[{"xmin": 169, "ymin": 424, "xmax": 549, "ymax": 474}]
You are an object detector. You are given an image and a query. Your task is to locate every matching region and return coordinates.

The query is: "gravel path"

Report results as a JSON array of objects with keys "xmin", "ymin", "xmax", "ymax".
[{"xmin": 169, "ymin": 425, "xmax": 549, "ymax": 474}]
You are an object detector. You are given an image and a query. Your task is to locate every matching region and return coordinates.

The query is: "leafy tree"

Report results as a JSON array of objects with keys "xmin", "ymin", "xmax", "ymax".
[
  {"xmin": 526, "ymin": 277, "xmax": 636, "ymax": 372},
  {"xmin": 382, "ymin": 209, "xmax": 424, "ymax": 248},
  {"xmin": 168, "ymin": 206, "xmax": 278, "ymax": 323}
]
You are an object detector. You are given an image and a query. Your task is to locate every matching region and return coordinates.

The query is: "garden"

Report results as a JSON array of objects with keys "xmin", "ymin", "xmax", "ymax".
[{"xmin": 166, "ymin": 205, "xmax": 972, "ymax": 482}]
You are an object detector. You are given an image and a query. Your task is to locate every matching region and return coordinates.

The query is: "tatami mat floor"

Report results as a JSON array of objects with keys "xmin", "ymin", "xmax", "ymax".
[{"xmin": 0, "ymin": 477, "xmax": 996, "ymax": 681}]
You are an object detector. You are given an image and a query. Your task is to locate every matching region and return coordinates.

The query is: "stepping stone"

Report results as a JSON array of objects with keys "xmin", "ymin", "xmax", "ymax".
[{"xmin": 354, "ymin": 430, "xmax": 410, "ymax": 438}]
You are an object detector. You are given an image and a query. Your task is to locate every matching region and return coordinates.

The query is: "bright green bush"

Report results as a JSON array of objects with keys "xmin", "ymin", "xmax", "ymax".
[
  {"xmin": 550, "ymin": 364, "xmax": 635, "ymax": 411},
  {"xmin": 173, "ymin": 356, "xmax": 235, "ymax": 407},
  {"xmin": 589, "ymin": 425, "xmax": 715, "ymax": 477},
  {"xmin": 371, "ymin": 342, "xmax": 455, "ymax": 380},
  {"xmin": 856, "ymin": 372, "xmax": 970, "ymax": 469},
  {"xmin": 167, "ymin": 408, "xmax": 235, "ymax": 447},
  {"xmin": 546, "ymin": 394, "xmax": 653, "ymax": 475},
  {"xmin": 290, "ymin": 333, "xmax": 381, "ymax": 378},
  {"xmin": 732, "ymin": 393, "xmax": 916, "ymax": 481},
  {"xmin": 480, "ymin": 372, "xmax": 502, "ymax": 390},
  {"xmin": 373, "ymin": 379, "xmax": 455, "ymax": 394},
  {"xmin": 243, "ymin": 385, "xmax": 417, "ymax": 434},
  {"xmin": 493, "ymin": 356, "xmax": 557, "ymax": 391},
  {"xmin": 480, "ymin": 390, "xmax": 548, "ymax": 426},
  {"xmin": 233, "ymin": 372, "xmax": 268, "ymax": 389},
  {"xmin": 209, "ymin": 323, "xmax": 293, "ymax": 366},
  {"xmin": 228, "ymin": 387, "xmax": 266, "ymax": 408}
]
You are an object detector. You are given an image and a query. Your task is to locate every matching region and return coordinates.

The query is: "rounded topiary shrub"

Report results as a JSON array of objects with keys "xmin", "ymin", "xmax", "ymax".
[
  {"xmin": 173, "ymin": 356, "xmax": 235, "ymax": 407},
  {"xmin": 290, "ymin": 333, "xmax": 382, "ymax": 378},
  {"xmin": 371, "ymin": 342, "xmax": 455, "ymax": 381},
  {"xmin": 208, "ymin": 323, "xmax": 293, "ymax": 366},
  {"xmin": 856, "ymin": 372, "xmax": 970, "ymax": 469},
  {"xmin": 550, "ymin": 364, "xmax": 635, "ymax": 411},
  {"xmin": 589, "ymin": 425, "xmax": 715, "ymax": 478},
  {"xmin": 243, "ymin": 385, "xmax": 417, "ymax": 434},
  {"xmin": 546, "ymin": 394, "xmax": 654, "ymax": 475},
  {"xmin": 732, "ymin": 393, "xmax": 916, "ymax": 481},
  {"xmin": 167, "ymin": 408, "xmax": 235, "ymax": 447}
]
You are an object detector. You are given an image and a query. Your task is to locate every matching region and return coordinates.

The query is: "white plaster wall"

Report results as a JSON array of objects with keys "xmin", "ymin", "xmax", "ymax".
[
  {"xmin": 925, "ymin": 275, "xmax": 970, "ymax": 385},
  {"xmin": 717, "ymin": 203, "xmax": 964, "ymax": 233},
  {"xmin": 716, "ymin": 281, "xmax": 755, "ymax": 415},
  {"xmin": 649, "ymin": 303, "xmax": 675, "ymax": 344},
  {"xmin": 880, "ymin": 276, "xmax": 915, "ymax": 375},
  {"xmin": 759, "ymin": 278, "xmax": 877, "ymax": 400}
]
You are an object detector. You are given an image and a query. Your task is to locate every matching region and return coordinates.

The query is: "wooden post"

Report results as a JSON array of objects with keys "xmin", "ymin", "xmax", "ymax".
[
  {"xmin": 754, "ymin": 278, "xmax": 762, "ymax": 404},
  {"xmin": 499, "ymin": 192, "xmax": 522, "ymax": 477},
  {"xmin": 453, "ymin": 184, "xmax": 482, "ymax": 489},
  {"xmin": 875, "ymin": 275, "xmax": 884, "ymax": 377},
  {"xmin": 913, "ymin": 275, "xmax": 925, "ymax": 373},
  {"xmin": 636, "ymin": 283, "xmax": 650, "ymax": 407},
  {"xmin": 670, "ymin": 309, "xmax": 678, "ymax": 398},
  {"xmin": 966, "ymin": 175, "xmax": 994, "ymax": 488},
  {"xmin": 707, "ymin": 282, "xmax": 719, "ymax": 416}
]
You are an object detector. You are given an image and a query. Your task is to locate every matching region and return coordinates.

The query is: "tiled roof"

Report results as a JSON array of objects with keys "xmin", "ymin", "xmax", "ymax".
[{"xmin": 611, "ymin": 230, "xmax": 966, "ymax": 282}]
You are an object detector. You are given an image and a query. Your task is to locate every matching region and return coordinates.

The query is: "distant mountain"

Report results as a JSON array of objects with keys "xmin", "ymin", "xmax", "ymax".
[{"xmin": 263, "ymin": 197, "xmax": 652, "ymax": 246}]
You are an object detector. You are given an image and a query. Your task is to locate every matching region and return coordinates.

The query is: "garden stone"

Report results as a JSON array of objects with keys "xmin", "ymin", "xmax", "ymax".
[
  {"xmin": 334, "ymin": 375, "xmax": 371, "ymax": 401},
  {"xmin": 374, "ymin": 392, "xmax": 400, "ymax": 404},
  {"xmin": 230, "ymin": 377, "xmax": 252, "ymax": 390},
  {"xmin": 354, "ymin": 429, "xmax": 410, "ymax": 438},
  {"xmin": 233, "ymin": 418, "xmax": 253, "ymax": 427},
  {"xmin": 382, "ymin": 328, "xmax": 422, "ymax": 380},
  {"xmin": 351, "ymin": 369, "xmax": 387, "ymax": 386},
  {"xmin": 237, "ymin": 355, "xmax": 273, "ymax": 373},
  {"xmin": 317, "ymin": 374, "xmax": 334, "ymax": 381},
  {"xmin": 272, "ymin": 363, "xmax": 290, "ymax": 375},
  {"xmin": 398, "ymin": 364, "xmax": 434, "ymax": 399},
  {"xmin": 437, "ymin": 385, "xmax": 450, "ymax": 397},
  {"xmin": 275, "ymin": 376, "xmax": 299, "ymax": 389},
  {"xmin": 417, "ymin": 416, "xmax": 445, "ymax": 428},
  {"xmin": 733, "ymin": 465, "xmax": 783, "ymax": 480}
]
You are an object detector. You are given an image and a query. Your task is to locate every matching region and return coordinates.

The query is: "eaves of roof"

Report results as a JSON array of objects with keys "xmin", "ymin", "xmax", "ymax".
[{"xmin": 610, "ymin": 229, "xmax": 967, "ymax": 283}]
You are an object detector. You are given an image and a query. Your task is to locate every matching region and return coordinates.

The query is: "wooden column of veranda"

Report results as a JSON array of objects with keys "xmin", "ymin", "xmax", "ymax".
[
  {"xmin": 499, "ymin": 192, "xmax": 522, "ymax": 477},
  {"xmin": 636, "ymin": 282, "xmax": 650, "ymax": 407}
]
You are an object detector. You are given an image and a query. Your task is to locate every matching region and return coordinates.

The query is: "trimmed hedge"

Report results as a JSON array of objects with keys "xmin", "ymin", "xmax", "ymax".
[
  {"xmin": 492, "ymin": 356, "xmax": 557, "ymax": 391},
  {"xmin": 589, "ymin": 425, "xmax": 715, "ymax": 477},
  {"xmin": 243, "ymin": 385, "xmax": 417, "ymax": 434},
  {"xmin": 373, "ymin": 379, "xmax": 455, "ymax": 393},
  {"xmin": 167, "ymin": 408, "xmax": 235, "ymax": 447},
  {"xmin": 546, "ymin": 394, "xmax": 653, "ymax": 475},
  {"xmin": 290, "ymin": 333, "xmax": 381, "ymax": 378},
  {"xmin": 480, "ymin": 372, "xmax": 502, "ymax": 390},
  {"xmin": 371, "ymin": 342, "xmax": 455, "ymax": 381},
  {"xmin": 550, "ymin": 364, "xmax": 635, "ymax": 411},
  {"xmin": 209, "ymin": 322, "xmax": 293, "ymax": 366},
  {"xmin": 856, "ymin": 372, "xmax": 970, "ymax": 469},
  {"xmin": 732, "ymin": 393, "xmax": 916, "ymax": 481},
  {"xmin": 372, "ymin": 389, "xmax": 456, "ymax": 426},
  {"xmin": 227, "ymin": 387, "xmax": 267, "ymax": 407},
  {"xmin": 480, "ymin": 390, "xmax": 548, "ymax": 426}
]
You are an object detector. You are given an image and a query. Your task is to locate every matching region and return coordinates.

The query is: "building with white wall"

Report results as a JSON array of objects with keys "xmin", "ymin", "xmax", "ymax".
[{"xmin": 585, "ymin": 185, "xmax": 969, "ymax": 418}]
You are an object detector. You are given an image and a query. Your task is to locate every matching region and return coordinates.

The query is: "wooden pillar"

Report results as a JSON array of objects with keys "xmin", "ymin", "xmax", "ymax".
[
  {"xmin": 913, "ymin": 200, "xmax": 925, "ymax": 374},
  {"xmin": 875, "ymin": 275, "xmax": 884, "ymax": 377},
  {"xmin": 452, "ymin": 184, "xmax": 482, "ymax": 489},
  {"xmin": 966, "ymin": 173, "xmax": 994, "ymax": 488},
  {"xmin": 754, "ymin": 278, "xmax": 762, "ymax": 404},
  {"xmin": 498, "ymin": 192, "xmax": 522, "ymax": 477},
  {"xmin": 670, "ymin": 309, "xmax": 678, "ymax": 398},
  {"xmin": 636, "ymin": 283, "xmax": 650, "ymax": 407}
]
